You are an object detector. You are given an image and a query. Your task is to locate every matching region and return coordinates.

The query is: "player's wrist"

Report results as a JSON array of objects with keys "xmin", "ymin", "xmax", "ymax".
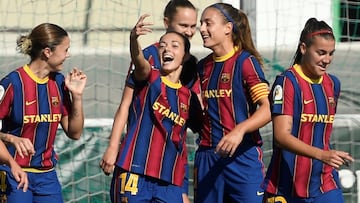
[{"xmin": 0, "ymin": 133, "xmax": 13, "ymax": 144}]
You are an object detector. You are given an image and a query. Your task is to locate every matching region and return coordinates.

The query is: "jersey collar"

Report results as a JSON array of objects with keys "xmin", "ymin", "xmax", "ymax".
[
  {"xmin": 161, "ymin": 76, "xmax": 182, "ymax": 89},
  {"xmin": 213, "ymin": 46, "xmax": 239, "ymax": 62},
  {"xmin": 23, "ymin": 64, "xmax": 49, "ymax": 84},
  {"xmin": 293, "ymin": 64, "xmax": 323, "ymax": 84}
]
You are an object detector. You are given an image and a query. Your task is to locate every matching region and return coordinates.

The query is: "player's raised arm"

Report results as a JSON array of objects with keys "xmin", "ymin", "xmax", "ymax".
[{"xmin": 130, "ymin": 14, "xmax": 153, "ymax": 81}]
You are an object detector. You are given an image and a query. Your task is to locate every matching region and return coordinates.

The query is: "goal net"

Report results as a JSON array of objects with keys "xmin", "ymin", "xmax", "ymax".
[{"xmin": 1, "ymin": 0, "xmax": 360, "ymax": 202}]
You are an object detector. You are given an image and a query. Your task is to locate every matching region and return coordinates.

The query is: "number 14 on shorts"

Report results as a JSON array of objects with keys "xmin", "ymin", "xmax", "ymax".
[{"xmin": 119, "ymin": 172, "xmax": 139, "ymax": 195}]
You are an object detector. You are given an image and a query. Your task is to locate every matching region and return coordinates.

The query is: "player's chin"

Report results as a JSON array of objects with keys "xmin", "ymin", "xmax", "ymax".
[
  {"xmin": 51, "ymin": 63, "xmax": 64, "ymax": 72},
  {"xmin": 162, "ymin": 64, "xmax": 179, "ymax": 73},
  {"xmin": 203, "ymin": 41, "xmax": 215, "ymax": 50},
  {"xmin": 316, "ymin": 69, "xmax": 326, "ymax": 76}
]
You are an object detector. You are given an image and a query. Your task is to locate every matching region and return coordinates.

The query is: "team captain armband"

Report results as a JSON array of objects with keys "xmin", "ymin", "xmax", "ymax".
[{"xmin": 249, "ymin": 83, "xmax": 269, "ymax": 103}]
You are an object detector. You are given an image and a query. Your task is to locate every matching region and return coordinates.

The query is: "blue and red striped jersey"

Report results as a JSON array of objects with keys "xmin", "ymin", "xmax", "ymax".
[
  {"xmin": 116, "ymin": 68, "xmax": 192, "ymax": 186},
  {"xmin": 263, "ymin": 64, "xmax": 341, "ymax": 198},
  {"xmin": 0, "ymin": 65, "xmax": 71, "ymax": 169},
  {"xmin": 197, "ymin": 49, "xmax": 269, "ymax": 147}
]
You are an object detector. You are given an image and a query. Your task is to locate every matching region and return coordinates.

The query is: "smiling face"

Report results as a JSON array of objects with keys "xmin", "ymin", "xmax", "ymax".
[
  {"xmin": 158, "ymin": 32, "xmax": 187, "ymax": 74},
  {"xmin": 45, "ymin": 36, "xmax": 70, "ymax": 72},
  {"xmin": 199, "ymin": 7, "xmax": 232, "ymax": 51},
  {"xmin": 164, "ymin": 7, "xmax": 197, "ymax": 40},
  {"xmin": 300, "ymin": 35, "xmax": 335, "ymax": 79}
]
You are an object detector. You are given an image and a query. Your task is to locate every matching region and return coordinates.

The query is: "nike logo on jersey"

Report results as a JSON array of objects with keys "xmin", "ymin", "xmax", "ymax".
[
  {"xmin": 256, "ymin": 191, "xmax": 264, "ymax": 196},
  {"xmin": 201, "ymin": 78, "xmax": 209, "ymax": 84},
  {"xmin": 304, "ymin": 99, "xmax": 313, "ymax": 104},
  {"xmin": 25, "ymin": 100, "xmax": 36, "ymax": 106}
]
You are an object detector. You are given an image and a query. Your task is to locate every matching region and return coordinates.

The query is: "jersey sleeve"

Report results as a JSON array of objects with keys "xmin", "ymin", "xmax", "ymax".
[
  {"xmin": 270, "ymin": 74, "xmax": 295, "ymax": 116},
  {"xmin": 0, "ymin": 76, "xmax": 14, "ymax": 118},
  {"xmin": 242, "ymin": 56, "xmax": 269, "ymax": 103},
  {"xmin": 125, "ymin": 63, "xmax": 136, "ymax": 88},
  {"xmin": 329, "ymin": 74, "xmax": 341, "ymax": 113},
  {"xmin": 126, "ymin": 43, "xmax": 161, "ymax": 88}
]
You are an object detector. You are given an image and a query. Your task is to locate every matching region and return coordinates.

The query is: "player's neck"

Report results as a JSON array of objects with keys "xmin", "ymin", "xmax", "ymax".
[{"xmin": 28, "ymin": 60, "xmax": 51, "ymax": 79}]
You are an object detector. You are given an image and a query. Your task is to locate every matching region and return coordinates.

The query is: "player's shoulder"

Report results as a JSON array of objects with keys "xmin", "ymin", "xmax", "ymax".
[
  {"xmin": 1, "ymin": 67, "xmax": 23, "ymax": 84},
  {"xmin": 326, "ymin": 73, "xmax": 340, "ymax": 83},
  {"xmin": 198, "ymin": 53, "xmax": 213, "ymax": 66},
  {"xmin": 271, "ymin": 68, "xmax": 297, "ymax": 88},
  {"xmin": 143, "ymin": 42, "xmax": 159, "ymax": 52},
  {"xmin": 50, "ymin": 72, "xmax": 65, "ymax": 84},
  {"xmin": 278, "ymin": 66, "xmax": 297, "ymax": 79}
]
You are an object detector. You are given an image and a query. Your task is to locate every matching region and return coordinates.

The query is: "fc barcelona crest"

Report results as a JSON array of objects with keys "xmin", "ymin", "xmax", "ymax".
[
  {"xmin": 328, "ymin": 97, "xmax": 336, "ymax": 108},
  {"xmin": 180, "ymin": 102, "xmax": 188, "ymax": 113},
  {"xmin": 51, "ymin": 97, "xmax": 59, "ymax": 106},
  {"xmin": 120, "ymin": 197, "xmax": 128, "ymax": 203},
  {"xmin": 221, "ymin": 73, "xmax": 230, "ymax": 83}
]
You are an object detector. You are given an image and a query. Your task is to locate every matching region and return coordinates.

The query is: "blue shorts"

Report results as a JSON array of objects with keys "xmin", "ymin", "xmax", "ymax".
[
  {"xmin": 0, "ymin": 165, "xmax": 63, "ymax": 203},
  {"xmin": 110, "ymin": 167, "xmax": 183, "ymax": 203},
  {"xmin": 263, "ymin": 189, "xmax": 344, "ymax": 203},
  {"xmin": 194, "ymin": 146, "xmax": 265, "ymax": 203}
]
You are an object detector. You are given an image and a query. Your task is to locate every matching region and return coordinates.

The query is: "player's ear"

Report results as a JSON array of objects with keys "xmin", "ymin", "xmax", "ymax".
[
  {"xmin": 163, "ymin": 17, "xmax": 170, "ymax": 30},
  {"xmin": 299, "ymin": 42, "xmax": 307, "ymax": 55},
  {"xmin": 42, "ymin": 47, "xmax": 52, "ymax": 59},
  {"xmin": 225, "ymin": 22, "xmax": 233, "ymax": 35}
]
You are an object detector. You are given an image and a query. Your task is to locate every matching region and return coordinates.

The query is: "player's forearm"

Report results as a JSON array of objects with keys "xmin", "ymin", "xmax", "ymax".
[
  {"xmin": 0, "ymin": 132, "xmax": 14, "ymax": 144},
  {"xmin": 67, "ymin": 98, "xmax": 84, "ymax": 140},
  {"xmin": 275, "ymin": 131, "xmax": 323, "ymax": 161},
  {"xmin": 247, "ymin": 99, "xmax": 271, "ymax": 130},
  {"xmin": 108, "ymin": 108, "xmax": 127, "ymax": 148},
  {"xmin": 233, "ymin": 97, "xmax": 271, "ymax": 134},
  {"xmin": 130, "ymin": 34, "xmax": 150, "ymax": 80},
  {"xmin": 0, "ymin": 140, "xmax": 12, "ymax": 165},
  {"xmin": 273, "ymin": 115, "xmax": 323, "ymax": 160},
  {"xmin": 108, "ymin": 86, "xmax": 133, "ymax": 148}
]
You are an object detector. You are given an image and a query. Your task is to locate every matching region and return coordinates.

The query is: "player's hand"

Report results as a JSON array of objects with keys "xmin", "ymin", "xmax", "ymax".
[
  {"xmin": 320, "ymin": 150, "xmax": 354, "ymax": 169},
  {"xmin": 215, "ymin": 130, "xmax": 244, "ymax": 157},
  {"xmin": 99, "ymin": 146, "xmax": 118, "ymax": 176},
  {"xmin": 9, "ymin": 159, "xmax": 28, "ymax": 192},
  {"xmin": 8, "ymin": 135, "xmax": 35, "ymax": 158},
  {"xmin": 130, "ymin": 14, "xmax": 153, "ymax": 40},
  {"xmin": 65, "ymin": 68, "xmax": 87, "ymax": 98}
]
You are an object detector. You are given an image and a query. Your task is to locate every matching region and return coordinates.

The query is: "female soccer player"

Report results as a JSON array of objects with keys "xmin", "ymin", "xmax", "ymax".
[
  {"xmin": 262, "ymin": 18, "xmax": 354, "ymax": 203},
  {"xmin": 194, "ymin": 3, "xmax": 271, "ymax": 203},
  {"xmin": 0, "ymin": 23, "xmax": 87, "ymax": 203},
  {"xmin": 100, "ymin": 1, "xmax": 198, "ymax": 201},
  {"xmin": 109, "ymin": 14, "xmax": 198, "ymax": 203},
  {"xmin": 100, "ymin": 0, "xmax": 198, "ymax": 173}
]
